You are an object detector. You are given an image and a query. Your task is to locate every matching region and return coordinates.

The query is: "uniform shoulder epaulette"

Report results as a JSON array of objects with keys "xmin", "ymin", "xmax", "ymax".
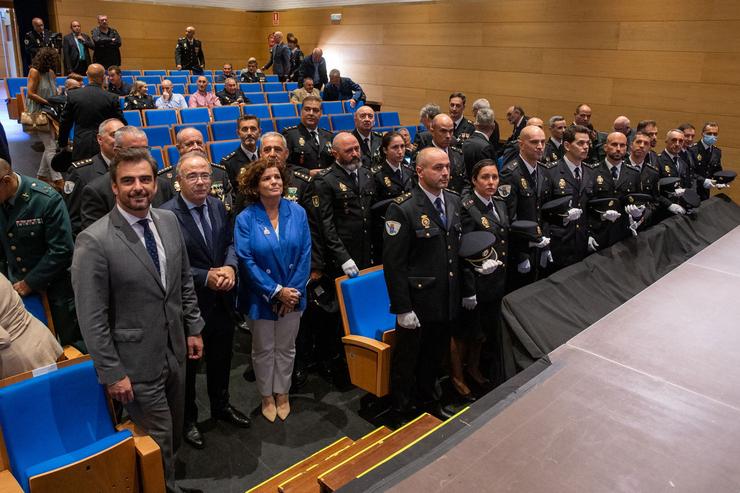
[
  {"xmin": 157, "ymin": 166, "xmax": 174, "ymax": 175},
  {"xmin": 71, "ymin": 157, "xmax": 93, "ymax": 169},
  {"xmin": 293, "ymin": 170, "xmax": 311, "ymax": 182},
  {"xmin": 211, "ymin": 163, "xmax": 226, "ymax": 171},
  {"xmin": 28, "ymin": 180, "xmax": 55, "ymax": 197},
  {"xmin": 371, "ymin": 131, "xmax": 382, "ymax": 138},
  {"xmin": 462, "ymin": 197, "xmax": 475, "ymax": 209},
  {"xmin": 445, "ymin": 188, "xmax": 460, "ymax": 196},
  {"xmin": 645, "ymin": 161, "xmax": 658, "ymax": 171},
  {"xmin": 316, "ymin": 168, "xmax": 332, "ymax": 177},
  {"xmin": 624, "ymin": 163, "xmax": 640, "ymax": 172},
  {"xmin": 539, "ymin": 160, "xmax": 558, "ymax": 169},
  {"xmin": 502, "ymin": 160, "xmax": 518, "ymax": 171},
  {"xmin": 283, "ymin": 125, "xmax": 298, "ymax": 132},
  {"xmin": 220, "ymin": 151, "xmax": 236, "ymax": 162},
  {"xmin": 449, "ymin": 146, "xmax": 463, "ymax": 154},
  {"xmin": 394, "ymin": 192, "xmax": 412, "ymax": 204},
  {"xmin": 370, "ymin": 164, "xmax": 382, "ymax": 174},
  {"xmin": 582, "ymin": 161, "xmax": 599, "ymax": 169},
  {"xmin": 493, "ymin": 195, "xmax": 505, "ymax": 202}
]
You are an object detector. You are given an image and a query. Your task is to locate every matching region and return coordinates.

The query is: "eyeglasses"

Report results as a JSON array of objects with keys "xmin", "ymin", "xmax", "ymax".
[{"xmin": 184, "ymin": 173, "xmax": 212, "ymax": 183}]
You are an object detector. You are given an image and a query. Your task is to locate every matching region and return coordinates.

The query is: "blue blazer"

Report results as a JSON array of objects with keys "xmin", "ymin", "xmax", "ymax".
[{"xmin": 234, "ymin": 198, "xmax": 311, "ymax": 321}]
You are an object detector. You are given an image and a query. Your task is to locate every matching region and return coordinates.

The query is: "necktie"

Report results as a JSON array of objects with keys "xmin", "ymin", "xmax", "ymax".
[
  {"xmin": 310, "ymin": 130, "xmax": 319, "ymax": 147},
  {"xmin": 574, "ymin": 167, "xmax": 581, "ymax": 181},
  {"xmin": 76, "ymin": 38, "xmax": 85, "ymax": 60},
  {"xmin": 611, "ymin": 166, "xmax": 618, "ymax": 181},
  {"xmin": 486, "ymin": 201, "xmax": 500, "ymax": 222},
  {"xmin": 394, "ymin": 168, "xmax": 402, "ymax": 182},
  {"xmin": 350, "ymin": 171, "xmax": 358, "ymax": 187},
  {"xmin": 673, "ymin": 156, "xmax": 680, "ymax": 173},
  {"xmin": 435, "ymin": 197, "xmax": 447, "ymax": 228},
  {"xmin": 138, "ymin": 219, "xmax": 161, "ymax": 275},
  {"xmin": 194, "ymin": 204, "xmax": 213, "ymax": 252},
  {"xmin": 364, "ymin": 138, "xmax": 370, "ymax": 153},
  {"xmin": 531, "ymin": 168, "xmax": 538, "ymax": 188}
]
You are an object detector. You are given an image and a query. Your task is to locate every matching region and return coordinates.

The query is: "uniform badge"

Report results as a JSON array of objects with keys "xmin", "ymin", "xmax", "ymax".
[
  {"xmin": 167, "ymin": 172, "xmax": 173, "ymax": 179},
  {"xmin": 263, "ymin": 227, "xmax": 270, "ymax": 235},
  {"xmin": 64, "ymin": 181, "xmax": 75, "ymax": 194},
  {"xmin": 312, "ymin": 195, "xmax": 320, "ymax": 208},
  {"xmin": 697, "ymin": 154, "xmax": 702, "ymax": 161},
  {"xmin": 339, "ymin": 182, "xmax": 348, "ymax": 192},
  {"xmin": 210, "ymin": 183, "xmax": 224, "ymax": 200},
  {"xmin": 298, "ymin": 137, "xmax": 305, "ymax": 146},
  {"xmin": 559, "ymin": 178, "xmax": 566, "ymax": 189},
  {"xmin": 596, "ymin": 175, "xmax": 604, "ymax": 185},
  {"xmin": 552, "ymin": 152, "xmax": 557, "ymax": 160},
  {"xmin": 498, "ymin": 184, "xmax": 511, "ymax": 198},
  {"xmin": 608, "ymin": 200, "xmax": 614, "ymax": 207},
  {"xmin": 385, "ymin": 220, "xmax": 401, "ymax": 236},
  {"xmin": 384, "ymin": 176, "xmax": 392, "ymax": 187},
  {"xmin": 174, "ymin": 181, "xmax": 181, "ymax": 192},
  {"xmin": 420, "ymin": 214, "xmax": 430, "ymax": 228},
  {"xmin": 481, "ymin": 216, "xmax": 490, "ymax": 229},
  {"xmin": 287, "ymin": 186, "xmax": 298, "ymax": 201},
  {"xmin": 520, "ymin": 177, "xmax": 528, "ymax": 189},
  {"xmin": 665, "ymin": 165, "xmax": 671, "ymax": 174}
]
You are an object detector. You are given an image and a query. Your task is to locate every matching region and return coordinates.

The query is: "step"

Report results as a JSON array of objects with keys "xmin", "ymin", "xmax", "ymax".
[
  {"xmin": 278, "ymin": 426, "xmax": 392, "ymax": 493},
  {"xmin": 317, "ymin": 413, "xmax": 443, "ymax": 492},
  {"xmin": 246, "ymin": 437, "xmax": 353, "ymax": 493}
]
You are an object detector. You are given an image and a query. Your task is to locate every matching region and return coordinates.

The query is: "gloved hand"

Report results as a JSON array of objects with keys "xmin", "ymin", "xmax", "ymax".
[
  {"xmin": 563, "ymin": 208, "xmax": 582, "ymax": 225},
  {"xmin": 539, "ymin": 250, "xmax": 553, "ymax": 269},
  {"xmin": 397, "ymin": 311, "xmax": 421, "ymax": 329},
  {"xmin": 674, "ymin": 187, "xmax": 686, "ymax": 197},
  {"xmin": 716, "ymin": 183, "xmax": 730, "ymax": 189},
  {"xmin": 703, "ymin": 179, "xmax": 715, "ymax": 189},
  {"xmin": 587, "ymin": 236, "xmax": 600, "ymax": 252},
  {"xmin": 668, "ymin": 203, "xmax": 686, "ymax": 215},
  {"xmin": 341, "ymin": 259, "xmax": 359, "ymax": 278},
  {"xmin": 462, "ymin": 295, "xmax": 477, "ymax": 310},
  {"xmin": 600, "ymin": 209, "xmax": 621, "ymax": 222},
  {"xmin": 475, "ymin": 259, "xmax": 502, "ymax": 275},
  {"xmin": 628, "ymin": 216, "xmax": 640, "ymax": 237},
  {"xmin": 529, "ymin": 236, "xmax": 551, "ymax": 249},
  {"xmin": 517, "ymin": 258, "xmax": 531, "ymax": 274},
  {"xmin": 625, "ymin": 204, "xmax": 645, "ymax": 219}
]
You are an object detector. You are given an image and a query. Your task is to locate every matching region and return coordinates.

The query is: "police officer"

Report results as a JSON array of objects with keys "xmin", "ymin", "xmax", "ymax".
[
  {"xmin": 383, "ymin": 147, "xmax": 469, "ymax": 420},
  {"xmin": 462, "ymin": 108, "xmax": 497, "ymax": 178},
  {"xmin": 449, "ymin": 92, "xmax": 475, "ymax": 145},
  {"xmin": 658, "ymin": 129, "xmax": 694, "ymax": 191},
  {"xmin": 417, "ymin": 114, "xmax": 466, "ymax": 194},
  {"xmin": 351, "ymin": 106, "xmax": 382, "ymax": 168},
  {"xmin": 0, "ymin": 160, "xmax": 80, "ymax": 347},
  {"xmin": 24, "ymin": 18, "xmax": 59, "ymax": 69},
  {"xmin": 283, "ymin": 96, "xmax": 333, "ymax": 172},
  {"xmin": 220, "ymin": 115, "xmax": 261, "ymax": 194},
  {"xmin": 544, "ymin": 116, "xmax": 566, "ymax": 164},
  {"xmin": 625, "ymin": 130, "xmax": 662, "ymax": 228},
  {"xmin": 691, "ymin": 122, "xmax": 727, "ymax": 200},
  {"xmin": 372, "ymin": 132, "xmax": 415, "ymax": 202},
  {"xmin": 175, "ymin": 26, "xmax": 205, "ymax": 74}
]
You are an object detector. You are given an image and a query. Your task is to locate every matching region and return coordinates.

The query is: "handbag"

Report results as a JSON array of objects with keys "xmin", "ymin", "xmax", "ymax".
[{"xmin": 21, "ymin": 111, "xmax": 49, "ymax": 132}]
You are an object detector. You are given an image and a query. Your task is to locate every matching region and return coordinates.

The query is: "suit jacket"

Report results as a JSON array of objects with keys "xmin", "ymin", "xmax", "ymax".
[
  {"xmin": 657, "ymin": 150, "xmax": 693, "ymax": 189},
  {"xmin": 64, "ymin": 153, "xmax": 109, "ymax": 235},
  {"xmin": 322, "ymin": 77, "xmax": 365, "ymax": 103},
  {"xmin": 71, "ymin": 207, "xmax": 204, "ymax": 385},
  {"xmin": 91, "ymin": 27, "xmax": 122, "ymax": 68},
  {"xmin": 453, "ymin": 118, "xmax": 476, "ymax": 144},
  {"xmin": 690, "ymin": 143, "xmax": 722, "ymax": 200},
  {"xmin": 62, "ymin": 33, "xmax": 93, "ymax": 74},
  {"xmin": 462, "ymin": 131, "xmax": 496, "ymax": 177},
  {"xmin": 589, "ymin": 160, "xmax": 641, "ymax": 248},
  {"xmin": 57, "ymin": 85, "xmax": 126, "ymax": 161},
  {"xmin": 298, "ymin": 57, "xmax": 328, "ymax": 90},
  {"xmin": 263, "ymin": 43, "xmax": 291, "ymax": 77},
  {"xmin": 352, "ymin": 129, "xmax": 382, "ymax": 168},
  {"xmin": 506, "ymin": 116, "xmax": 528, "ymax": 146},
  {"xmin": 234, "ymin": 199, "xmax": 311, "ymax": 320},
  {"xmin": 160, "ymin": 195, "xmax": 237, "ymax": 322}
]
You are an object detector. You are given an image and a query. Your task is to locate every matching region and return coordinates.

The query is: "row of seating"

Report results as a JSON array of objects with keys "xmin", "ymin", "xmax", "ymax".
[
  {"xmin": 118, "ymin": 69, "xmax": 278, "ymax": 80},
  {"xmin": 121, "ymin": 90, "xmax": 298, "ymax": 105}
]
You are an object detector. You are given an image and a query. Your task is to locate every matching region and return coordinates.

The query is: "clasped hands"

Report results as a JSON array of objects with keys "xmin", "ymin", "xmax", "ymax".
[
  {"xmin": 206, "ymin": 266, "xmax": 236, "ymax": 291},
  {"xmin": 275, "ymin": 287, "xmax": 301, "ymax": 316}
]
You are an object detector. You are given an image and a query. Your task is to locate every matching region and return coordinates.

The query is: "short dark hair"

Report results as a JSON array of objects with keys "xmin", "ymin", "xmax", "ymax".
[
  {"xmin": 302, "ymin": 95, "xmax": 322, "ymax": 106},
  {"xmin": 381, "ymin": 131, "xmax": 403, "ymax": 150},
  {"xmin": 563, "ymin": 124, "xmax": 591, "ymax": 144},
  {"xmin": 107, "ymin": 65, "xmax": 121, "ymax": 76},
  {"xmin": 237, "ymin": 158, "xmax": 290, "ymax": 203},
  {"xmin": 636, "ymin": 120, "xmax": 657, "ymax": 132},
  {"xmin": 449, "ymin": 92, "xmax": 466, "ymax": 104},
  {"xmin": 470, "ymin": 159, "xmax": 498, "ymax": 181},
  {"xmin": 633, "ymin": 130, "xmax": 652, "ymax": 141},
  {"xmin": 238, "ymin": 114, "xmax": 260, "ymax": 127},
  {"xmin": 109, "ymin": 147, "xmax": 157, "ymax": 182},
  {"xmin": 575, "ymin": 103, "xmax": 590, "ymax": 114},
  {"xmin": 702, "ymin": 121, "xmax": 719, "ymax": 132},
  {"xmin": 677, "ymin": 122, "xmax": 695, "ymax": 132}
]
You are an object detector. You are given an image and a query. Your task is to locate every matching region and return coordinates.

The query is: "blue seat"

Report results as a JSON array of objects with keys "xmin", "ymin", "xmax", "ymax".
[
  {"xmin": 120, "ymin": 69, "xmax": 141, "ymax": 76},
  {"xmin": 187, "ymin": 83, "xmax": 212, "ymax": 94},
  {"xmin": 55, "ymin": 76, "xmax": 66, "ymax": 87},
  {"xmin": 260, "ymin": 119, "xmax": 275, "ymax": 133},
  {"xmin": 168, "ymin": 83, "xmax": 186, "ymax": 95},
  {"xmin": 0, "ymin": 360, "xmax": 135, "ymax": 492},
  {"xmin": 136, "ymin": 75, "xmax": 161, "ymax": 85},
  {"xmin": 210, "ymin": 121, "xmax": 237, "ymax": 141},
  {"xmin": 330, "ymin": 114, "xmax": 355, "ymax": 132},
  {"xmin": 397, "ymin": 125, "xmax": 417, "ymax": 142},
  {"xmin": 245, "ymin": 93, "xmax": 266, "ymax": 104},
  {"xmin": 146, "ymin": 84, "xmax": 158, "ymax": 95},
  {"xmin": 214, "ymin": 83, "xmax": 225, "ymax": 93},
  {"xmin": 209, "ymin": 140, "xmax": 240, "ymax": 163},
  {"xmin": 245, "ymin": 104, "xmax": 271, "ymax": 120},
  {"xmin": 168, "ymin": 70, "xmax": 190, "ymax": 76},
  {"xmin": 167, "ymin": 75, "xmax": 188, "ymax": 85},
  {"xmin": 275, "ymin": 117, "xmax": 301, "ymax": 133},
  {"xmin": 322, "ymin": 101, "xmax": 344, "ymax": 115},
  {"xmin": 5, "ymin": 78, "xmax": 27, "ymax": 98},
  {"xmin": 121, "ymin": 75, "xmax": 135, "ymax": 85},
  {"xmin": 143, "ymin": 70, "xmax": 166, "ymax": 76},
  {"xmin": 174, "ymin": 122, "xmax": 210, "ymax": 141},
  {"xmin": 378, "ymin": 111, "xmax": 401, "ymax": 127},
  {"xmin": 262, "ymin": 82, "xmax": 284, "ymax": 93},
  {"xmin": 212, "ymin": 105, "xmax": 241, "ymax": 122},
  {"xmin": 265, "ymin": 75, "xmax": 279, "ymax": 82},
  {"xmin": 190, "ymin": 74, "xmax": 212, "ymax": 83},
  {"xmin": 119, "ymin": 97, "xmax": 126, "ymax": 110},
  {"xmin": 150, "ymin": 146, "xmax": 165, "ymax": 170},
  {"xmin": 240, "ymin": 83, "xmax": 262, "ymax": 93},
  {"xmin": 122, "ymin": 110, "xmax": 143, "ymax": 127},
  {"xmin": 343, "ymin": 100, "xmax": 363, "ymax": 113},
  {"xmin": 144, "ymin": 109, "xmax": 178, "ymax": 126},
  {"xmin": 179, "ymin": 107, "xmax": 211, "ymax": 124},
  {"xmin": 270, "ymin": 103, "xmax": 297, "ymax": 118},
  {"xmin": 266, "ymin": 92, "xmax": 290, "ymax": 104},
  {"xmin": 319, "ymin": 115, "xmax": 331, "ymax": 132},
  {"xmin": 285, "ymin": 82, "xmax": 298, "ymax": 91},
  {"xmin": 142, "ymin": 126, "xmax": 173, "ymax": 147},
  {"xmin": 21, "ymin": 294, "xmax": 49, "ymax": 326},
  {"xmin": 165, "ymin": 145, "xmax": 180, "ymax": 167}
]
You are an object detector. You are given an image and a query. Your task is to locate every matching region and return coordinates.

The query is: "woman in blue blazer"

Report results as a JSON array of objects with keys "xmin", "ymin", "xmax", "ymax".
[{"xmin": 234, "ymin": 159, "xmax": 311, "ymax": 422}]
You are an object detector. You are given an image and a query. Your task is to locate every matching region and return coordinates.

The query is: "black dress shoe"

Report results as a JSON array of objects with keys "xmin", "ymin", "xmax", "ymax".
[
  {"xmin": 242, "ymin": 363, "xmax": 256, "ymax": 382},
  {"xmin": 426, "ymin": 402, "xmax": 455, "ymax": 421},
  {"xmin": 292, "ymin": 368, "xmax": 308, "ymax": 390},
  {"xmin": 212, "ymin": 404, "xmax": 251, "ymax": 428},
  {"xmin": 183, "ymin": 424, "xmax": 205, "ymax": 449}
]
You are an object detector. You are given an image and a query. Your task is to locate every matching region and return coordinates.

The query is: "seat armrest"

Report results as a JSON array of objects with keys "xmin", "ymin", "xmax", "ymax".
[
  {"xmin": 0, "ymin": 470, "xmax": 22, "ymax": 492},
  {"xmin": 341, "ymin": 335, "xmax": 390, "ymax": 353}
]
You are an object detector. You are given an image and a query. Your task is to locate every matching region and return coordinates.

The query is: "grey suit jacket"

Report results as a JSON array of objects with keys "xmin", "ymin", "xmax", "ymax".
[{"xmin": 71, "ymin": 206, "xmax": 204, "ymax": 385}]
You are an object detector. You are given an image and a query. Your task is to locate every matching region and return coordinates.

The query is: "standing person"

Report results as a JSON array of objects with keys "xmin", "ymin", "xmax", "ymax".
[
  {"xmin": 91, "ymin": 15, "xmax": 122, "ymax": 69},
  {"xmin": 57, "ymin": 63, "xmax": 127, "ymax": 161},
  {"xmin": 234, "ymin": 159, "xmax": 311, "ymax": 422},
  {"xmin": 262, "ymin": 31, "xmax": 291, "ymax": 82},
  {"xmin": 372, "ymin": 131, "xmax": 415, "ymax": 203},
  {"xmin": 23, "ymin": 18, "xmax": 57, "ymax": 70},
  {"xmin": 71, "ymin": 148, "xmax": 204, "ymax": 492},
  {"xmin": 26, "ymin": 48, "xmax": 62, "ymax": 189},
  {"xmin": 691, "ymin": 122, "xmax": 726, "ymax": 201},
  {"xmin": 62, "ymin": 20, "xmax": 93, "ymax": 75},
  {"xmin": 175, "ymin": 26, "xmax": 205, "ymax": 75},
  {"xmin": 298, "ymin": 49, "xmax": 328, "ymax": 91},
  {"xmin": 286, "ymin": 33, "xmax": 304, "ymax": 82},
  {"xmin": 161, "ymin": 153, "xmax": 249, "ymax": 450},
  {"xmin": 123, "ymin": 81, "xmax": 156, "ymax": 110},
  {"xmin": 282, "ymin": 95, "xmax": 334, "ymax": 173}
]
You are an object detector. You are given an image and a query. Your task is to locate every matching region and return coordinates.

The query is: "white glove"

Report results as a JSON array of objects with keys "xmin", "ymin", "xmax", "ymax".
[
  {"xmin": 539, "ymin": 250, "xmax": 553, "ymax": 269},
  {"xmin": 475, "ymin": 259, "xmax": 502, "ymax": 275},
  {"xmin": 462, "ymin": 295, "xmax": 477, "ymax": 310},
  {"xmin": 625, "ymin": 204, "xmax": 645, "ymax": 219},
  {"xmin": 600, "ymin": 209, "xmax": 621, "ymax": 222},
  {"xmin": 563, "ymin": 208, "xmax": 582, "ymax": 225},
  {"xmin": 397, "ymin": 311, "xmax": 421, "ymax": 329},
  {"xmin": 716, "ymin": 183, "xmax": 730, "ymax": 189},
  {"xmin": 517, "ymin": 258, "xmax": 531, "ymax": 274},
  {"xmin": 628, "ymin": 216, "xmax": 640, "ymax": 237},
  {"xmin": 668, "ymin": 203, "xmax": 686, "ymax": 215},
  {"xmin": 341, "ymin": 259, "xmax": 359, "ymax": 278},
  {"xmin": 587, "ymin": 236, "xmax": 600, "ymax": 252},
  {"xmin": 703, "ymin": 179, "xmax": 715, "ymax": 189},
  {"xmin": 529, "ymin": 236, "xmax": 550, "ymax": 249},
  {"xmin": 674, "ymin": 187, "xmax": 686, "ymax": 197}
]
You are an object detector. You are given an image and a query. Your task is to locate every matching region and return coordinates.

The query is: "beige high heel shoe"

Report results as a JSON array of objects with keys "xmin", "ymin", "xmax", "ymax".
[
  {"xmin": 276, "ymin": 393, "xmax": 290, "ymax": 421},
  {"xmin": 262, "ymin": 395, "xmax": 277, "ymax": 422}
]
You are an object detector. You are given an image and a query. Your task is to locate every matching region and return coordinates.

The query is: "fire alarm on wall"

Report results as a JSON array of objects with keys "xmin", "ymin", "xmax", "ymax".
[{"xmin": 330, "ymin": 13, "xmax": 342, "ymax": 23}]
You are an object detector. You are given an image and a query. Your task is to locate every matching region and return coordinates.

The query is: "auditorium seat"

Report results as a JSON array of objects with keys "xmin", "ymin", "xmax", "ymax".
[
  {"xmin": 189, "ymin": 74, "xmax": 212, "ymax": 83},
  {"xmin": 336, "ymin": 265, "xmax": 395, "ymax": 397},
  {"xmin": 167, "ymin": 75, "xmax": 188, "ymax": 86},
  {"xmin": 122, "ymin": 110, "xmax": 143, "ymax": 127},
  {"xmin": 142, "ymin": 126, "xmax": 173, "ymax": 148},
  {"xmin": 119, "ymin": 97, "xmax": 125, "ymax": 110},
  {"xmin": 330, "ymin": 114, "xmax": 355, "ymax": 132},
  {"xmin": 150, "ymin": 147, "xmax": 166, "ymax": 169},
  {"xmin": 55, "ymin": 76, "xmax": 65, "ymax": 87},
  {"xmin": 187, "ymin": 83, "xmax": 212, "ymax": 94},
  {"xmin": 343, "ymin": 100, "xmax": 362, "ymax": 112},
  {"xmin": 120, "ymin": 69, "xmax": 141, "ymax": 76},
  {"xmin": 144, "ymin": 109, "xmax": 179, "ymax": 126},
  {"xmin": 136, "ymin": 75, "xmax": 161, "ymax": 85},
  {"xmin": 4, "ymin": 78, "xmax": 26, "ymax": 98},
  {"xmin": 275, "ymin": 117, "xmax": 300, "ymax": 133},
  {"xmin": 165, "ymin": 83, "xmax": 186, "ymax": 95},
  {"xmin": 322, "ymin": 101, "xmax": 344, "ymax": 115},
  {"xmin": 210, "ymin": 121, "xmax": 237, "ymax": 141},
  {"xmin": 175, "ymin": 122, "xmax": 210, "ymax": 141},
  {"xmin": 266, "ymin": 92, "xmax": 290, "ymax": 104},
  {"xmin": 21, "ymin": 293, "xmax": 52, "ymax": 330},
  {"xmin": 285, "ymin": 82, "xmax": 298, "ymax": 91},
  {"xmin": 165, "ymin": 145, "xmax": 180, "ymax": 167},
  {"xmin": 319, "ymin": 115, "xmax": 331, "ymax": 131},
  {"xmin": 146, "ymin": 84, "xmax": 158, "ymax": 95},
  {"xmin": 212, "ymin": 105, "xmax": 241, "ymax": 122},
  {"xmin": 378, "ymin": 111, "xmax": 401, "ymax": 127},
  {"xmin": 209, "ymin": 140, "xmax": 239, "ymax": 163},
  {"xmin": 246, "ymin": 104, "xmax": 271, "ymax": 120},
  {"xmin": 143, "ymin": 70, "xmax": 167, "ymax": 76},
  {"xmin": 240, "ymin": 83, "xmax": 262, "ymax": 93},
  {"xmin": 168, "ymin": 70, "xmax": 190, "ymax": 76},
  {"xmin": 214, "ymin": 83, "xmax": 225, "ymax": 93},
  {"xmin": 262, "ymin": 82, "xmax": 284, "ymax": 93},
  {"xmin": 121, "ymin": 75, "xmax": 135, "ymax": 85},
  {"xmin": 245, "ymin": 93, "xmax": 266, "ymax": 104},
  {"xmin": 270, "ymin": 103, "xmax": 297, "ymax": 118},
  {"xmin": 260, "ymin": 119, "xmax": 276, "ymax": 133},
  {"xmin": 264, "ymin": 75, "xmax": 279, "ymax": 82},
  {"xmin": 180, "ymin": 107, "xmax": 211, "ymax": 124}
]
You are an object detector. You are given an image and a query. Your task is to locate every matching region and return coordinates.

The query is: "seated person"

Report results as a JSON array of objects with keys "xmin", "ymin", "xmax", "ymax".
[
  {"xmin": 156, "ymin": 79, "xmax": 188, "ymax": 109},
  {"xmin": 290, "ymin": 76, "xmax": 321, "ymax": 104},
  {"xmin": 188, "ymin": 75, "xmax": 221, "ymax": 108},
  {"xmin": 240, "ymin": 57, "xmax": 266, "ymax": 83},
  {"xmin": 0, "ymin": 273, "xmax": 63, "ymax": 379},
  {"xmin": 106, "ymin": 65, "xmax": 130, "ymax": 96},
  {"xmin": 322, "ymin": 69, "xmax": 365, "ymax": 109},
  {"xmin": 215, "ymin": 63, "xmax": 236, "ymax": 83},
  {"xmin": 123, "ymin": 80, "xmax": 156, "ymax": 110},
  {"xmin": 216, "ymin": 77, "xmax": 251, "ymax": 106}
]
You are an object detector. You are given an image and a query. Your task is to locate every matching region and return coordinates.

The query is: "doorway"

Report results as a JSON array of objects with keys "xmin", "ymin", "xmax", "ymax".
[{"xmin": 0, "ymin": 7, "xmax": 20, "ymax": 78}]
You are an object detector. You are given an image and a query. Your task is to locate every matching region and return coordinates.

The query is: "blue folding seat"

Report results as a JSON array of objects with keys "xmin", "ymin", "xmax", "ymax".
[
  {"xmin": 122, "ymin": 110, "xmax": 143, "ymax": 127},
  {"xmin": 141, "ymin": 126, "xmax": 173, "ymax": 148},
  {"xmin": 208, "ymin": 140, "xmax": 240, "ymax": 163},
  {"xmin": 322, "ymin": 101, "xmax": 344, "ymax": 115},
  {"xmin": 179, "ymin": 107, "xmax": 211, "ymax": 124},
  {"xmin": 212, "ymin": 106, "xmax": 241, "ymax": 122},
  {"xmin": 210, "ymin": 121, "xmax": 237, "ymax": 141},
  {"xmin": 263, "ymin": 82, "xmax": 284, "ymax": 93},
  {"xmin": 174, "ymin": 122, "xmax": 210, "ymax": 141},
  {"xmin": 144, "ymin": 109, "xmax": 178, "ymax": 126},
  {"xmin": 275, "ymin": 117, "xmax": 301, "ymax": 133},
  {"xmin": 270, "ymin": 103, "xmax": 297, "ymax": 118},
  {"xmin": 378, "ymin": 112, "xmax": 401, "ymax": 127},
  {"xmin": 245, "ymin": 93, "xmax": 266, "ymax": 104},
  {"xmin": 136, "ymin": 75, "xmax": 161, "ymax": 85},
  {"xmin": 244, "ymin": 104, "xmax": 271, "ymax": 120},
  {"xmin": 143, "ymin": 70, "xmax": 166, "ymax": 76},
  {"xmin": 150, "ymin": 146, "xmax": 166, "ymax": 169},
  {"xmin": 330, "ymin": 114, "xmax": 355, "ymax": 132}
]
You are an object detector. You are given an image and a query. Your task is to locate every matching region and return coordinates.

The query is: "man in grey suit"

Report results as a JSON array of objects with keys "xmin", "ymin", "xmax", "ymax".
[
  {"xmin": 71, "ymin": 147, "xmax": 204, "ymax": 492},
  {"xmin": 261, "ymin": 31, "xmax": 291, "ymax": 82}
]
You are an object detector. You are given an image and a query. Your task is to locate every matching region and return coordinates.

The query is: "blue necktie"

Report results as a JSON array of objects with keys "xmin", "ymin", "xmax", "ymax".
[
  {"xmin": 435, "ymin": 197, "xmax": 447, "ymax": 228},
  {"xmin": 138, "ymin": 219, "xmax": 161, "ymax": 275},
  {"xmin": 76, "ymin": 38, "xmax": 85, "ymax": 60},
  {"xmin": 194, "ymin": 204, "xmax": 213, "ymax": 252},
  {"xmin": 611, "ymin": 166, "xmax": 618, "ymax": 180}
]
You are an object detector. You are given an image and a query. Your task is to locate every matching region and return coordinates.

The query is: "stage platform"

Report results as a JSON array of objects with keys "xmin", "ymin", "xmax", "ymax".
[{"xmin": 346, "ymin": 226, "xmax": 740, "ymax": 492}]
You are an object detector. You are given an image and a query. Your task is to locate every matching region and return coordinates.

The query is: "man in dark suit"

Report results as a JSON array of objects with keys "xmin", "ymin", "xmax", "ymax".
[
  {"xmin": 322, "ymin": 69, "xmax": 366, "ymax": 109},
  {"xmin": 62, "ymin": 20, "xmax": 93, "ymax": 75},
  {"xmin": 419, "ymin": 114, "xmax": 466, "ymax": 194},
  {"xmin": 23, "ymin": 18, "xmax": 58, "ymax": 70},
  {"xmin": 71, "ymin": 148, "xmax": 204, "ymax": 492},
  {"xmin": 691, "ymin": 121, "xmax": 726, "ymax": 200},
  {"xmin": 91, "ymin": 14, "xmax": 122, "ymax": 69},
  {"xmin": 658, "ymin": 129, "xmax": 693, "ymax": 190},
  {"xmin": 351, "ymin": 105, "xmax": 382, "ymax": 168},
  {"xmin": 449, "ymin": 92, "xmax": 475, "ymax": 145},
  {"xmin": 57, "ymin": 63, "xmax": 126, "ymax": 161},
  {"xmin": 161, "ymin": 153, "xmax": 249, "ymax": 450},
  {"xmin": 544, "ymin": 115, "xmax": 566, "ymax": 164},
  {"xmin": 412, "ymin": 103, "xmax": 440, "ymax": 154},
  {"xmin": 635, "ymin": 120, "xmax": 660, "ymax": 167},
  {"xmin": 221, "ymin": 115, "xmax": 262, "ymax": 194},
  {"xmin": 505, "ymin": 105, "xmax": 528, "ymax": 146},
  {"xmin": 462, "ymin": 107, "xmax": 497, "ymax": 177},
  {"xmin": 283, "ymin": 95, "xmax": 334, "ymax": 172},
  {"xmin": 298, "ymin": 48, "xmax": 328, "ymax": 90},
  {"xmin": 175, "ymin": 26, "xmax": 205, "ymax": 74},
  {"xmin": 262, "ymin": 31, "xmax": 291, "ymax": 82}
]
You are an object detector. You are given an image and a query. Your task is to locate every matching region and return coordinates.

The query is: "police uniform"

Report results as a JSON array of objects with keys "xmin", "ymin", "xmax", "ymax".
[
  {"xmin": 462, "ymin": 131, "xmax": 496, "ymax": 178},
  {"xmin": 63, "ymin": 153, "xmax": 109, "ymax": 235},
  {"xmin": 24, "ymin": 29, "xmax": 58, "ymax": 64},
  {"xmin": 453, "ymin": 117, "xmax": 475, "ymax": 145},
  {"xmin": 175, "ymin": 37, "xmax": 204, "ymax": 73},
  {"xmin": 412, "ymin": 131, "xmax": 433, "ymax": 154},
  {"xmin": 216, "ymin": 89, "xmax": 250, "ymax": 107},
  {"xmin": 690, "ymin": 143, "xmax": 723, "ymax": 200},
  {"xmin": 657, "ymin": 150, "xmax": 693, "ymax": 191},
  {"xmin": 220, "ymin": 146, "xmax": 259, "ymax": 194},
  {"xmin": 543, "ymin": 138, "xmax": 564, "ymax": 164},
  {"xmin": 382, "ymin": 185, "xmax": 467, "ymax": 413},
  {"xmin": 589, "ymin": 160, "xmax": 641, "ymax": 248},
  {"xmin": 283, "ymin": 124, "xmax": 334, "ymax": 170},
  {"xmin": 157, "ymin": 163, "xmax": 233, "ymax": 213},
  {"xmin": 439, "ymin": 145, "xmax": 467, "ymax": 194},
  {"xmin": 351, "ymin": 129, "xmax": 382, "ymax": 169},
  {"xmin": 370, "ymin": 161, "xmax": 416, "ymax": 250},
  {"xmin": 0, "ymin": 175, "xmax": 79, "ymax": 346}
]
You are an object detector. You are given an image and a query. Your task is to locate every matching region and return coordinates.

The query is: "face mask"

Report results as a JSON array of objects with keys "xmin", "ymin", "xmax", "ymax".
[{"xmin": 703, "ymin": 134, "xmax": 718, "ymax": 146}]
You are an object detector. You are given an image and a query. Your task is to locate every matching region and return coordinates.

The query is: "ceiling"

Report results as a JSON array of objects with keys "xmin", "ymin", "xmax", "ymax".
[{"xmin": 120, "ymin": 0, "xmax": 427, "ymax": 11}]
